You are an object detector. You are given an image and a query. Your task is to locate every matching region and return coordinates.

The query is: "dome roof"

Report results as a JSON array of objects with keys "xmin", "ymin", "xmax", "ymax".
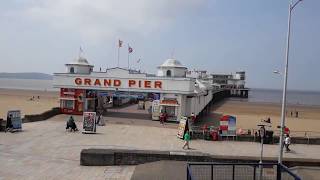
[
  {"xmin": 66, "ymin": 56, "xmax": 93, "ymax": 67},
  {"xmin": 158, "ymin": 58, "xmax": 186, "ymax": 68},
  {"xmin": 77, "ymin": 57, "xmax": 89, "ymax": 64}
]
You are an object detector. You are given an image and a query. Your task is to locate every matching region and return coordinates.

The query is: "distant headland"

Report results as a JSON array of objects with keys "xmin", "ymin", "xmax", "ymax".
[{"xmin": 0, "ymin": 72, "xmax": 53, "ymax": 80}]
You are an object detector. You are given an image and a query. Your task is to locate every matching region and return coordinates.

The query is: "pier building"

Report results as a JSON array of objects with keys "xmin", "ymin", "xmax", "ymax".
[{"xmin": 53, "ymin": 57, "xmax": 215, "ymax": 122}]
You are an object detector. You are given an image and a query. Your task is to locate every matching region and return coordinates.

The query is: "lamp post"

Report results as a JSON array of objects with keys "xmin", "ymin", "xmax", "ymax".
[
  {"xmin": 278, "ymin": 0, "xmax": 303, "ymax": 164},
  {"xmin": 258, "ymin": 124, "xmax": 266, "ymax": 180}
]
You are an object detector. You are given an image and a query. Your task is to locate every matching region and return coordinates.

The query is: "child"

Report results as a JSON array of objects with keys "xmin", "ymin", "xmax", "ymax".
[{"xmin": 284, "ymin": 134, "xmax": 291, "ymax": 152}]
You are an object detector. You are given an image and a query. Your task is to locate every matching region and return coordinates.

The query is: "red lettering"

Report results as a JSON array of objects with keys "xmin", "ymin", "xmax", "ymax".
[
  {"xmin": 129, "ymin": 80, "xmax": 136, "ymax": 87},
  {"xmin": 94, "ymin": 79, "xmax": 101, "ymax": 86},
  {"xmin": 114, "ymin": 79, "xmax": 121, "ymax": 86},
  {"xmin": 84, "ymin": 78, "xmax": 91, "ymax": 85},
  {"xmin": 104, "ymin": 79, "xmax": 111, "ymax": 86},
  {"xmin": 138, "ymin": 80, "xmax": 142, "ymax": 87},
  {"xmin": 75, "ymin": 78, "xmax": 82, "ymax": 85},
  {"xmin": 144, "ymin": 81, "xmax": 151, "ymax": 88},
  {"xmin": 154, "ymin": 81, "xmax": 162, "ymax": 89}
]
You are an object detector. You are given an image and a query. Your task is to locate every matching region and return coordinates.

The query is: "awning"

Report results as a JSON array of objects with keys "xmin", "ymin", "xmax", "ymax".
[
  {"xmin": 160, "ymin": 99, "xmax": 179, "ymax": 107},
  {"xmin": 59, "ymin": 97, "xmax": 76, "ymax": 100},
  {"xmin": 160, "ymin": 103, "xmax": 180, "ymax": 107},
  {"xmin": 62, "ymin": 92, "xmax": 75, "ymax": 95}
]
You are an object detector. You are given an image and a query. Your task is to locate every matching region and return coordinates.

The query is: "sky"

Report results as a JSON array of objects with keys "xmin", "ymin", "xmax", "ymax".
[{"xmin": 0, "ymin": 0, "xmax": 319, "ymax": 91}]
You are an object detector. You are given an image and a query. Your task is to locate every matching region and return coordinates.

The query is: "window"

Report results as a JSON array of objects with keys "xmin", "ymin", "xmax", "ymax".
[
  {"xmin": 166, "ymin": 70, "xmax": 171, "ymax": 77},
  {"xmin": 164, "ymin": 106, "xmax": 176, "ymax": 117},
  {"xmin": 70, "ymin": 67, "xmax": 75, "ymax": 73},
  {"xmin": 61, "ymin": 100, "xmax": 74, "ymax": 109}
]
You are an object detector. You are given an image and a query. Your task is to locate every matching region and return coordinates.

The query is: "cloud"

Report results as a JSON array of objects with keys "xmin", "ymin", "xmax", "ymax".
[{"xmin": 17, "ymin": 0, "xmax": 204, "ymax": 43}]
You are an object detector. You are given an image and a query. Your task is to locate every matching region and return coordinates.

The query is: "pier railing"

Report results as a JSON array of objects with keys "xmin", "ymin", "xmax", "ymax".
[
  {"xmin": 190, "ymin": 126, "xmax": 320, "ymax": 144},
  {"xmin": 187, "ymin": 162, "xmax": 301, "ymax": 180}
]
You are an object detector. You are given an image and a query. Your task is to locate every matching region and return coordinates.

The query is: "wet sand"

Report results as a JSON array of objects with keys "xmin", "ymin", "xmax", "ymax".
[
  {"xmin": 212, "ymin": 99, "xmax": 320, "ymax": 137},
  {"xmin": 0, "ymin": 88, "xmax": 59, "ymax": 118}
]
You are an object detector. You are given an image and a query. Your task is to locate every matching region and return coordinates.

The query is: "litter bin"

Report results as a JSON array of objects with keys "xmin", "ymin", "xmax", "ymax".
[
  {"xmin": 210, "ymin": 130, "xmax": 219, "ymax": 141},
  {"xmin": 204, "ymin": 131, "xmax": 211, "ymax": 140},
  {"xmin": 264, "ymin": 130, "xmax": 274, "ymax": 144}
]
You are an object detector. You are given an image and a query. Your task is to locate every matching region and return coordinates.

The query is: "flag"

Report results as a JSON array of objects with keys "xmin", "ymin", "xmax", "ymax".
[
  {"xmin": 128, "ymin": 45, "xmax": 133, "ymax": 53},
  {"xmin": 118, "ymin": 39, "xmax": 123, "ymax": 47},
  {"xmin": 137, "ymin": 59, "xmax": 141, "ymax": 63}
]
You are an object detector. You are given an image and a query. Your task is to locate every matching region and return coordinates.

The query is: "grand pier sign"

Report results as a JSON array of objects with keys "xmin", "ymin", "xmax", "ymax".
[{"xmin": 74, "ymin": 78, "xmax": 162, "ymax": 89}]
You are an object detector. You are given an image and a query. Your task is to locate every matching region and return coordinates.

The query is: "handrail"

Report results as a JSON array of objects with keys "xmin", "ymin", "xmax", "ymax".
[
  {"xmin": 186, "ymin": 164, "xmax": 193, "ymax": 180},
  {"xmin": 188, "ymin": 162, "xmax": 278, "ymax": 166},
  {"xmin": 187, "ymin": 162, "xmax": 301, "ymax": 180},
  {"xmin": 279, "ymin": 163, "xmax": 302, "ymax": 180}
]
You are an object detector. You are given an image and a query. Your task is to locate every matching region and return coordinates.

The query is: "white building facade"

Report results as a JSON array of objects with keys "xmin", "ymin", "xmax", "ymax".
[{"xmin": 53, "ymin": 57, "xmax": 214, "ymax": 122}]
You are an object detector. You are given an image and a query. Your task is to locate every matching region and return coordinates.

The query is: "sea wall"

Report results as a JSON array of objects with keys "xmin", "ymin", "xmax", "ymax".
[
  {"xmin": 23, "ymin": 107, "xmax": 61, "ymax": 123},
  {"xmin": 80, "ymin": 148, "xmax": 320, "ymax": 167}
]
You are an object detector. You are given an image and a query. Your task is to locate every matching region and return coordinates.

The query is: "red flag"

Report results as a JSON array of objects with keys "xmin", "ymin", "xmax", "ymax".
[
  {"xmin": 118, "ymin": 39, "xmax": 123, "ymax": 47},
  {"xmin": 128, "ymin": 46, "xmax": 133, "ymax": 53}
]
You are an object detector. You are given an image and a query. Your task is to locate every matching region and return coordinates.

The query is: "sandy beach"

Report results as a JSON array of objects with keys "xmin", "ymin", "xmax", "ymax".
[
  {"xmin": 1, "ymin": 88, "xmax": 320, "ymax": 137},
  {"xmin": 212, "ymin": 99, "xmax": 320, "ymax": 137},
  {"xmin": 0, "ymin": 88, "xmax": 59, "ymax": 119}
]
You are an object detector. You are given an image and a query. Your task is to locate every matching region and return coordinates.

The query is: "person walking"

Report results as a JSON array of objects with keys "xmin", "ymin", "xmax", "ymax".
[
  {"xmin": 159, "ymin": 111, "xmax": 165, "ymax": 125},
  {"xmin": 182, "ymin": 130, "xmax": 191, "ymax": 149},
  {"xmin": 284, "ymin": 134, "xmax": 291, "ymax": 152}
]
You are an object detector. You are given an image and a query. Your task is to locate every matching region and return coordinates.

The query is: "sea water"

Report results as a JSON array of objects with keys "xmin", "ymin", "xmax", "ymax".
[
  {"xmin": 1, "ymin": 78, "xmax": 320, "ymax": 106},
  {"xmin": 248, "ymin": 88, "xmax": 320, "ymax": 106},
  {"xmin": 0, "ymin": 78, "xmax": 57, "ymax": 91}
]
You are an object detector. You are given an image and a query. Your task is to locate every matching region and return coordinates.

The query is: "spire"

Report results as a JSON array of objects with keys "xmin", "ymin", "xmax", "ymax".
[{"xmin": 79, "ymin": 46, "xmax": 84, "ymax": 58}]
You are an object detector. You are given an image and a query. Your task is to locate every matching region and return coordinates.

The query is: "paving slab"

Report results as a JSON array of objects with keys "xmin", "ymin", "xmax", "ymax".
[{"xmin": 1, "ymin": 114, "xmax": 320, "ymax": 179}]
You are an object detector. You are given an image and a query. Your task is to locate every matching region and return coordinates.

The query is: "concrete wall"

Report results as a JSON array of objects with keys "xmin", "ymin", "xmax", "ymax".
[
  {"xmin": 23, "ymin": 107, "xmax": 61, "ymax": 123},
  {"xmin": 80, "ymin": 148, "xmax": 320, "ymax": 167},
  {"xmin": 188, "ymin": 90, "xmax": 213, "ymax": 116}
]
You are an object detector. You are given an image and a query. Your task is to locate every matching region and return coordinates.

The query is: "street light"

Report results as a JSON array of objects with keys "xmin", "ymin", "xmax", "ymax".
[
  {"xmin": 257, "ymin": 124, "xmax": 266, "ymax": 180},
  {"xmin": 278, "ymin": 0, "xmax": 303, "ymax": 164},
  {"xmin": 273, "ymin": 70, "xmax": 281, "ymax": 74}
]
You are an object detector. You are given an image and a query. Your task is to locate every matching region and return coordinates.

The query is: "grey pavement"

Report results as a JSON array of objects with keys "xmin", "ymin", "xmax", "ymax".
[{"xmin": 1, "ymin": 113, "xmax": 320, "ymax": 179}]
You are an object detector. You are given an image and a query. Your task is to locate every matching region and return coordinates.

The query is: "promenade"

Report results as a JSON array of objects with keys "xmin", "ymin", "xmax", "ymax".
[{"xmin": 1, "ymin": 114, "xmax": 320, "ymax": 180}]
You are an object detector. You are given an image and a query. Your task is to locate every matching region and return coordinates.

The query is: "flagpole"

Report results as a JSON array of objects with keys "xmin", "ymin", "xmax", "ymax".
[
  {"xmin": 117, "ymin": 46, "xmax": 120, "ymax": 67},
  {"xmin": 79, "ymin": 46, "xmax": 82, "ymax": 58},
  {"xmin": 127, "ymin": 44, "xmax": 130, "ymax": 69}
]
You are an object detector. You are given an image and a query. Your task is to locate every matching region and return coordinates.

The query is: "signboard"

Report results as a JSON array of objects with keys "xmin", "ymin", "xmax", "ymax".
[
  {"xmin": 74, "ymin": 78, "xmax": 162, "ymax": 89},
  {"xmin": 7, "ymin": 110, "xmax": 22, "ymax": 130},
  {"xmin": 177, "ymin": 116, "xmax": 188, "ymax": 139},
  {"xmin": 152, "ymin": 100, "xmax": 160, "ymax": 120},
  {"xmin": 82, "ymin": 112, "xmax": 96, "ymax": 133},
  {"xmin": 219, "ymin": 115, "xmax": 236, "ymax": 136}
]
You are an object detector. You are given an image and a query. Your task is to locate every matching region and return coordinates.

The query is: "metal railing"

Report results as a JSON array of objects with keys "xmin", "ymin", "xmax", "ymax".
[{"xmin": 187, "ymin": 162, "xmax": 301, "ymax": 180}]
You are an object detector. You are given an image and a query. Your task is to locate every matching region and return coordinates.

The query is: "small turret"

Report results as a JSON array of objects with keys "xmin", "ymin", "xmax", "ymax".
[
  {"xmin": 65, "ymin": 56, "xmax": 94, "ymax": 74},
  {"xmin": 157, "ymin": 58, "xmax": 187, "ymax": 77}
]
